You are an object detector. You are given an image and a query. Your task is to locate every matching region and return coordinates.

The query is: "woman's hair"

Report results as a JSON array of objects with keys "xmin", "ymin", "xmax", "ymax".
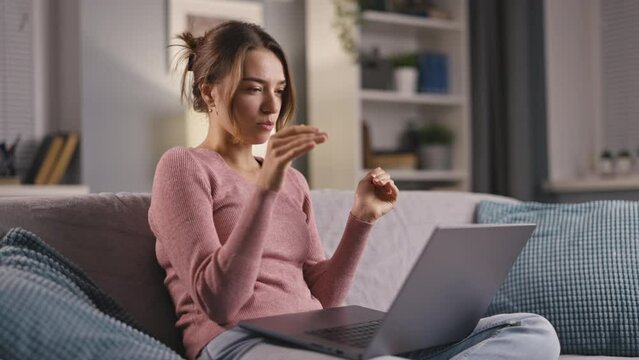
[{"xmin": 174, "ymin": 21, "xmax": 295, "ymax": 136}]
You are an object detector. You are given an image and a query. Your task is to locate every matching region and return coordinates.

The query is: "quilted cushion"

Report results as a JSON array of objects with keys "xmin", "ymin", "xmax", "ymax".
[
  {"xmin": 477, "ymin": 200, "xmax": 639, "ymax": 356},
  {"xmin": 0, "ymin": 227, "xmax": 185, "ymax": 360}
]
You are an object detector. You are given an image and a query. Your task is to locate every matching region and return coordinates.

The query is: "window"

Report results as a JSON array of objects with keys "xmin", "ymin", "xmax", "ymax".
[
  {"xmin": 0, "ymin": 0, "xmax": 37, "ymax": 176},
  {"xmin": 545, "ymin": 0, "xmax": 639, "ymax": 185},
  {"xmin": 601, "ymin": 0, "xmax": 639, "ymax": 154}
]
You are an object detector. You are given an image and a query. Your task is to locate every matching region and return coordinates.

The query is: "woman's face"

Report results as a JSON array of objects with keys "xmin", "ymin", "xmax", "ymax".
[{"xmin": 230, "ymin": 48, "xmax": 286, "ymax": 145}]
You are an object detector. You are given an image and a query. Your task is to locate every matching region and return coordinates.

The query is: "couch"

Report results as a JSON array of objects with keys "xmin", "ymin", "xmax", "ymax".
[{"xmin": 0, "ymin": 190, "xmax": 631, "ymax": 359}]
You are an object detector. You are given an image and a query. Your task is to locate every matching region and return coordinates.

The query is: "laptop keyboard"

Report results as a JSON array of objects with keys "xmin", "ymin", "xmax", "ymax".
[{"xmin": 306, "ymin": 319, "xmax": 382, "ymax": 348}]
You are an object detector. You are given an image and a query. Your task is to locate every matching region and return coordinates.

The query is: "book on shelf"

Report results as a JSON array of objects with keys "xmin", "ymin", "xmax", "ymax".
[
  {"xmin": 23, "ymin": 134, "xmax": 53, "ymax": 184},
  {"xmin": 34, "ymin": 135, "xmax": 65, "ymax": 185},
  {"xmin": 47, "ymin": 133, "xmax": 79, "ymax": 185},
  {"xmin": 418, "ymin": 52, "xmax": 449, "ymax": 94},
  {"xmin": 367, "ymin": 151, "xmax": 418, "ymax": 170},
  {"xmin": 24, "ymin": 132, "xmax": 80, "ymax": 185}
]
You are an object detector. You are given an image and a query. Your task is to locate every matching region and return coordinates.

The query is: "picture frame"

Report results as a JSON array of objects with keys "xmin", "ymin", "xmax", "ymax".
[{"xmin": 167, "ymin": 0, "xmax": 263, "ymax": 71}]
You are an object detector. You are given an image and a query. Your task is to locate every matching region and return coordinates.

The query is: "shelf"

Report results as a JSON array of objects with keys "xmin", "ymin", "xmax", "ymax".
[
  {"xmin": 544, "ymin": 176, "xmax": 639, "ymax": 193},
  {"xmin": 0, "ymin": 185, "xmax": 90, "ymax": 197},
  {"xmin": 307, "ymin": 0, "xmax": 469, "ymax": 190},
  {"xmin": 361, "ymin": 90, "xmax": 464, "ymax": 106},
  {"xmin": 362, "ymin": 169, "xmax": 467, "ymax": 182},
  {"xmin": 362, "ymin": 11, "xmax": 462, "ymax": 32}
]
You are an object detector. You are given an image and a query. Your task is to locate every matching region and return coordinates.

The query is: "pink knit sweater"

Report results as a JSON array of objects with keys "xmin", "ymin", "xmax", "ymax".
[{"xmin": 148, "ymin": 147, "xmax": 373, "ymax": 360}]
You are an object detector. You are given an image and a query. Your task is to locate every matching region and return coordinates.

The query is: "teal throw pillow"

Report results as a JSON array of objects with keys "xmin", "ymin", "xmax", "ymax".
[
  {"xmin": 0, "ymin": 228, "xmax": 185, "ymax": 360},
  {"xmin": 477, "ymin": 200, "xmax": 639, "ymax": 356}
]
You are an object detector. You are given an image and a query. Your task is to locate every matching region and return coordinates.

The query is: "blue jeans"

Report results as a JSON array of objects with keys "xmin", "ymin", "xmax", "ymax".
[{"xmin": 196, "ymin": 313, "xmax": 560, "ymax": 360}]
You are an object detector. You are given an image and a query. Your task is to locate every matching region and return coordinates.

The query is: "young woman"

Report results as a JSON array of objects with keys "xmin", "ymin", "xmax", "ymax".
[{"xmin": 149, "ymin": 21, "xmax": 560, "ymax": 360}]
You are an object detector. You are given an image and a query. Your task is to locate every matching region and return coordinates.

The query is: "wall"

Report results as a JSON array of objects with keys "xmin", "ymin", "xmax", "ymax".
[
  {"xmin": 71, "ymin": 0, "xmax": 306, "ymax": 193},
  {"xmin": 543, "ymin": 0, "xmax": 639, "ymax": 202},
  {"xmin": 80, "ymin": 0, "xmax": 182, "ymax": 193},
  {"xmin": 263, "ymin": 0, "xmax": 308, "ymax": 174},
  {"xmin": 51, "ymin": 0, "xmax": 81, "ymax": 134},
  {"xmin": 544, "ymin": 0, "xmax": 600, "ymax": 182},
  {"xmin": 306, "ymin": 0, "xmax": 360, "ymax": 190}
]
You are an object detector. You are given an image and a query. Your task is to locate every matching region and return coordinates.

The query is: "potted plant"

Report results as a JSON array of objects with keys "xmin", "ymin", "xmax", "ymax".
[
  {"xmin": 391, "ymin": 53, "xmax": 418, "ymax": 94},
  {"xmin": 331, "ymin": 0, "xmax": 386, "ymax": 62},
  {"xmin": 417, "ymin": 123, "xmax": 454, "ymax": 170},
  {"xmin": 332, "ymin": 0, "xmax": 362, "ymax": 62}
]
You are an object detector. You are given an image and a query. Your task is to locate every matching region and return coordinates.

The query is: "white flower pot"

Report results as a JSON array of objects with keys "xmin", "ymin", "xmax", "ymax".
[
  {"xmin": 419, "ymin": 144, "xmax": 452, "ymax": 170},
  {"xmin": 394, "ymin": 67, "xmax": 418, "ymax": 94}
]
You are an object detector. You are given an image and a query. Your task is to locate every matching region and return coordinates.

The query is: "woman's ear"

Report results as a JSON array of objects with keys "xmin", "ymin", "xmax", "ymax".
[{"xmin": 199, "ymin": 83, "xmax": 216, "ymax": 109}]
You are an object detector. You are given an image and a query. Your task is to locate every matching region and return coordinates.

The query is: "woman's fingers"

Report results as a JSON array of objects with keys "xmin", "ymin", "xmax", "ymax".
[
  {"xmin": 270, "ymin": 132, "xmax": 313, "ymax": 146},
  {"xmin": 272, "ymin": 133, "xmax": 323, "ymax": 154},
  {"xmin": 283, "ymin": 141, "xmax": 317, "ymax": 163},
  {"xmin": 372, "ymin": 174, "xmax": 391, "ymax": 185},
  {"xmin": 257, "ymin": 125, "xmax": 328, "ymax": 192},
  {"xmin": 270, "ymin": 127, "xmax": 327, "ymax": 148},
  {"xmin": 270, "ymin": 125, "xmax": 327, "ymax": 154},
  {"xmin": 273, "ymin": 124, "xmax": 322, "ymax": 139},
  {"xmin": 275, "ymin": 135, "xmax": 316, "ymax": 154},
  {"xmin": 270, "ymin": 133, "xmax": 326, "ymax": 164},
  {"xmin": 385, "ymin": 180, "xmax": 399, "ymax": 200},
  {"xmin": 367, "ymin": 168, "xmax": 399, "ymax": 198},
  {"xmin": 365, "ymin": 167, "xmax": 383, "ymax": 183},
  {"xmin": 369, "ymin": 168, "xmax": 391, "ymax": 185}
]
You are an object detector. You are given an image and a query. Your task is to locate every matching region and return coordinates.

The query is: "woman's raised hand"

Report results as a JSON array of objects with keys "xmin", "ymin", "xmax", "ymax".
[
  {"xmin": 257, "ymin": 125, "xmax": 328, "ymax": 191},
  {"xmin": 350, "ymin": 167, "xmax": 399, "ymax": 223}
]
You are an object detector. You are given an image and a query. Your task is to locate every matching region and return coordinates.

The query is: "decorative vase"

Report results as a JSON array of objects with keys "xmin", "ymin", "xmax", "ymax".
[
  {"xmin": 616, "ymin": 156, "xmax": 633, "ymax": 175},
  {"xmin": 394, "ymin": 67, "xmax": 418, "ymax": 94},
  {"xmin": 598, "ymin": 158, "xmax": 614, "ymax": 177},
  {"xmin": 419, "ymin": 144, "xmax": 452, "ymax": 170}
]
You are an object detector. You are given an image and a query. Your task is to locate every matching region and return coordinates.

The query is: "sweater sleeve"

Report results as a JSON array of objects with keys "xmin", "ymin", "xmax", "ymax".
[
  {"xmin": 298, "ymin": 173, "xmax": 373, "ymax": 308},
  {"xmin": 148, "ymin": 148, "xmax": 277, "ymax": 324}
]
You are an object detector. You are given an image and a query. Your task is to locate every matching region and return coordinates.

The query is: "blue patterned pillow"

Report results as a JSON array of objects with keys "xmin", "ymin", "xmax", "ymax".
[{"xmin": 477, "ymin": 200, "xmax": 639, "ymax": 356}]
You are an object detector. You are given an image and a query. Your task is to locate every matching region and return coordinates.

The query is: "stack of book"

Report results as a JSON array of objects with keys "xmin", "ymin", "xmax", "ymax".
[{"xmin": 23, "ymin": 132, "xmax": 80, "ymax": 185}]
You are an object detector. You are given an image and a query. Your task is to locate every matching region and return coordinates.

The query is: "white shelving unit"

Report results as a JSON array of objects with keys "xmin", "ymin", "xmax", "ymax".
[
  {"xmin": 306, "ymin": 0, "xmax": 470, "ymax": 190},
  {"xmin": 361, "ymin": 90, "xmax": 465, "ymax": 106},
  {"xmin": 361, "ymin": 10, "xmax": 463, "ymax": 31},
  {"xmin": 359, "ymin": 168, "xmax": 468, "ymax": 182}
]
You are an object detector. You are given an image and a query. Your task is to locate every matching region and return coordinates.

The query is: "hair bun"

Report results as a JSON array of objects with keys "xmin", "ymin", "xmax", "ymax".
[{"xmin": 187, "ymin": 53, "xmax": 195, "ymax": 71}]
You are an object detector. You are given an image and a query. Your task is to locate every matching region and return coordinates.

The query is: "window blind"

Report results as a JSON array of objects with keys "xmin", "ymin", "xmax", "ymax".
[
  {"xmin": 601, "ymin": 0, "xmax": 639, "ymax": 154},
  {"xmin": 1, "ymin": 0, "xmax": 35, "ymax": 176}
]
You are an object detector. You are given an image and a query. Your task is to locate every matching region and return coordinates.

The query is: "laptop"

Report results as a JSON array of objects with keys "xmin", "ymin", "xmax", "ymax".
[{"xmin": 239, "ymin": 224, "xmax": 535, "ymax": 359}]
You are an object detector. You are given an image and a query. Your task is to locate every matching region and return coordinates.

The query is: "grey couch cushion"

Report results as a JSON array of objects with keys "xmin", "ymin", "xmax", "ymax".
[
  {"xmin": 311, "ymin": 190, "xmax": 518, "ymax": 312},
  {"xmin": 0, "ymin": 193, "xmax": 182, "ymax": 354},
  {"xmin": 0, "ymin": 191, "xmax": 633, "ymax": 359}
]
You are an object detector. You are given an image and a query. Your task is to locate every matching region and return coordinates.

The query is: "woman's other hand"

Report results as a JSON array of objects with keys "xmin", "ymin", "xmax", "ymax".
[
  {"xmin": 351, "ymin": 167, "xmax": 399, "ymax": 223},
  {"xmin": 257, "ymin": 125, "xmax": 327, "ymax": 191}
]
